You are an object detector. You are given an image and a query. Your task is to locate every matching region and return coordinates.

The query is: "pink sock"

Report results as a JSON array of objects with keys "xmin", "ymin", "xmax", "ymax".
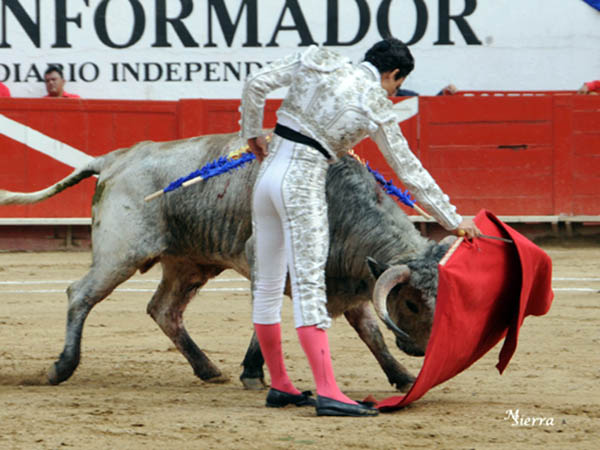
[
  {"xmin": 254, "ymin": 323, "xmax": 301, "ymax": 395},
  {"xmin": 297, "ymin": 325, "xmax": 357, "ymax": 405}
]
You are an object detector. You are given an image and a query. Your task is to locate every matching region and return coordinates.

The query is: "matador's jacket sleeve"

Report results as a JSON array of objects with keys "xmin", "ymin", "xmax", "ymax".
[
  {"xmin": 239, "ymin": 52, "xmax": 302, "ymax": 139},
  {"xmin": 365, "ymin": 91, "xmax": 462, "ymax": 230},
  {"xmin": 239, "ymin": 46, "xmax": 462, "ymax": 231}
]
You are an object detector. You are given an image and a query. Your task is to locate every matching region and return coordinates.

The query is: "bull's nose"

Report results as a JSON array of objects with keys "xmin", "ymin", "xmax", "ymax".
[{"xmin": 396, "ymin": 337, "xmax": 425, "ymax": 357}]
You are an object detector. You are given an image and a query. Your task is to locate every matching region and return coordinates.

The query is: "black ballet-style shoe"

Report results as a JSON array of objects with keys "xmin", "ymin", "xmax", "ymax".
[
  {"xmin": 315, "ymin": 395, "xmax": 379, "ymax": 417},
  {"xmin": 265, "ymin": 388, "xmax": 316, "ymax": 408}
]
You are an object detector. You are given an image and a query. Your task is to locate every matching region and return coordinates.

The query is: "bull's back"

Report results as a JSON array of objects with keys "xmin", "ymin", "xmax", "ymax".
[
  {"xmin": 94, "ymin": 132, "xmax": 425, "ymax": 278},
  {"xmin": 95, "ymin": 132, "xmax": 257, "ymax": 268},
  {"xmin": 151, "ymin": 133, "xmax": 257, "ymax": 263}
]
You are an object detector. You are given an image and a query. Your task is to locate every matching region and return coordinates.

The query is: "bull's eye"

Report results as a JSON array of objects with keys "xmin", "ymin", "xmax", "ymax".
[{"xmin": 406, "ymin": 300, "xmax": 419, "ymax": 314}]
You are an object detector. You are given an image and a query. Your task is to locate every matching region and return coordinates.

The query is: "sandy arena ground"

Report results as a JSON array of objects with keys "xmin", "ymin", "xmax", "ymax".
[{"xmin": 0, "ymin": 244, "xmax": 598, "ymax": 449}]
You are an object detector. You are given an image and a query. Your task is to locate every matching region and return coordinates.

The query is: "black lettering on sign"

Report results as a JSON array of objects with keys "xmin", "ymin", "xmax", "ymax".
[
  {"xmin": 0, "ymin": 60, "xmax": 275, "ymax": 84},
  {"xmin": 0, "ymin": 61, "xmax": 100, "ymax": 83},
  {"xmin": 0, "ymin": 63, "xmax": 9, "ymax": 81},
  {"xmin": 53, "ymin": 0, "xmax": 90, "ymax": 49},
  {"xmin": 122, "ymin": 62, "xmax": 141, "ymax": 81},
  {"xmin": 185, "ymin": 62, "xmax": 202, "ymax": 81},
  {"xmin": 377, "ymin": 0, "xmax": 428, "ymax": 45},
  {"xmin": 267, "ymin": 0, "xmax": 316, "ymax": 47},
  {"xmin": 435, "ymin": 0, "xmax": 482, "ymax": 45},
  {"xmin": 95, "ymin": 0, "xmax": 145, "ymax": 49},
  {"xmin": 223, "ymin": 62, "xmax": 241, "ymax": 81},
  {"xmin": 79, "ymin": 62, "xmax": 100, "ymax": 81},
  {"xmin": 13, "ymin": 62, "xmax": 21, "ymax": 81},
  {"xmin": 24, "ymin": 64, "xmax": 42, "ymax": 82},
  {"xmin": 206, "ymin": 0, "xmax": 260, "ymax": 48},
  {"xmin": 324, "ymin": 0, "xmax": 370, "ymax": 46},
  {"xmin": 0, "ymin": 0, "xmax": 40, "ymax": 48},
  {"xmin": 111, "ymin": 62, "xmax": 119, "ymax": 81},
  {"xmin": 152, "ymin": 0, "xmax": 198, "ymax": 48},
  {"xmin": 165, "ymin": 62, "xmax": 182, "ymax": 81},
  {"xmin": 144, "ymin": 62, "xmax": 163, "ymax": 82},
  {"xmin": 67, "ymin": 62, "xmax": 77, "ymax": 81},
  {"xmin": 204, "ymin": 61, "xmax": 220, "ymax": 81},
  {"xmin": 245, "ymin": 61, "xmax": 263, "ymax": 77}
]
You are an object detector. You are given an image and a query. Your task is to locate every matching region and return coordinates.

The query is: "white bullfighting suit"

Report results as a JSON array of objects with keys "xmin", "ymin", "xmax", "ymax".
[{"xmin": 240, "ymin": 45, "xmax": 462, "ymax": 329}]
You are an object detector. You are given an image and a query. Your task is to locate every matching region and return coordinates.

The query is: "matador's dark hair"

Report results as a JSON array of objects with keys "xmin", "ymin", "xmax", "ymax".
[{"xmin": 364, "ymin": 38, "xmax": 414, "ymax": 80}]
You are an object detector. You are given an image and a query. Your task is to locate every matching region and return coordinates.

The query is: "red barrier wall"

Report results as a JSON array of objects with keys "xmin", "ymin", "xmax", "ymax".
[
  {"xmin": 0, "ymin": 94, "xmax": 598, "ymax": 220},
  {"xmin": 0, "ymin": 98, "xmax": 178, "ymax": 218}
]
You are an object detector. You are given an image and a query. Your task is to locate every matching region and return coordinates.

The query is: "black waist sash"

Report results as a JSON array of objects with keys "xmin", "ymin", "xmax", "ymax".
[{"xmin": 274, "ymin": 123, "xmax": 331, "ymax": 160}]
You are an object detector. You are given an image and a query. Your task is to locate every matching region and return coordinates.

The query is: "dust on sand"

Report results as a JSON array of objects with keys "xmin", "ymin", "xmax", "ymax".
[{"xmin": 0, "ymin": 246, "xmax": 598, "ymax": 449}]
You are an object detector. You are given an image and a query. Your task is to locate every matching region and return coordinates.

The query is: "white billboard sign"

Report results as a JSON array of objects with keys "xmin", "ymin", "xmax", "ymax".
[{"xmin": 1, "ymin": 0, "xmax": 599, "ymax": 99}]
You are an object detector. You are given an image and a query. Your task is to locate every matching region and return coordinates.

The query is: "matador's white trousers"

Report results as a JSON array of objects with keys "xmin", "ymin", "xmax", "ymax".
[{"xmin": 251, "ymin": 134, "xmax": 332, "ymax": 329}]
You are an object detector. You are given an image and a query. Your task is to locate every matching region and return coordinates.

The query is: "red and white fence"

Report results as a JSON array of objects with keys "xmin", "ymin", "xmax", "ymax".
[{"xmin": 0, "ymin": 93, "xmax": 598, "ymax": 242}]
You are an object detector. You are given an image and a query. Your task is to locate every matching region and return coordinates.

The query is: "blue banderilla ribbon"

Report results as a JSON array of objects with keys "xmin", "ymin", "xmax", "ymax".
[
  {"xmin": 163, "ymin": 151, "xmax": 256, "ymax": 193},
  {"xmin": 365, "ymin": 162, "xmax": 415, "ymax": 208},
  {"xmin": 144, "ymin": 151, "xmax": 256, "ymax": 202},
  {"xmin": 145, "ymin": 150, "xmax": 422, "ymax": 215}
]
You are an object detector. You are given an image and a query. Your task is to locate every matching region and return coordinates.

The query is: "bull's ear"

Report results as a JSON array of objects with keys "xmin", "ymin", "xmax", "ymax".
[{"xmin": 366, "ymin": 257, "xmax": 389, "ymax": 280}]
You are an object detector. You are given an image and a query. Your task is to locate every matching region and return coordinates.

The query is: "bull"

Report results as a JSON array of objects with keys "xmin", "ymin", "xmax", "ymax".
[{"xmin": 0, "ymin": 132, "xmax": 455, "ymax": 391}]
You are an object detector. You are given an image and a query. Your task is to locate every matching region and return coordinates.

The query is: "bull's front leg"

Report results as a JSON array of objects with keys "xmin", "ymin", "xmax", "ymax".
[{"xmin": 344, "ymin": 303, "xmax": 415, "ymax": 392}]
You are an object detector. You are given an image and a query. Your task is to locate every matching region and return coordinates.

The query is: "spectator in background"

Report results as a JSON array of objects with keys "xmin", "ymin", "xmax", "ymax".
[
  {"xmin": 396, "ymin": 83, "xmax": 458, "ymax": 97},
  {"xmin": 44, "ymin": 66, "xmax": 80, "ymax": 98},
  {"xmin": 577, "ymin": 80, "xmax": 600, "ymax": 95},
  {"xmin": 0, "ymin": 81, "xmax": 10, "ymax": 97}
]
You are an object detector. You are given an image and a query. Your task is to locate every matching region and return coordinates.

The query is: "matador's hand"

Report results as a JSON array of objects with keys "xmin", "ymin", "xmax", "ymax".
[
  {"xmin": 455, "ymin": 218, "xmax": 481, "ymax": 239},
  {"xmin": 248, "ymin": 136, "xmax": 268, "ymax": 163}
]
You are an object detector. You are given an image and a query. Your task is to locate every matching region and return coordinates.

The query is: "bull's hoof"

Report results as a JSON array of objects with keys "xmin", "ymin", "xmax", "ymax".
[
  {"xmin": 47, "ymin": 363, "xmax": 63, "ymax": 385},
  {"xmin": 194, "ymin": 366, "xmax": 226, "ymax": 383},
  {"xmin": 393, "ymin": 373, "xmax": 416, "ymax": 392},
  {"xmin": 240, "ymin": 376, "xmax": 267, "ymax": 390},
  {"xmin": 47, "ymin": 360, "xmax": 76, "ymax": 385},
  {"xmin": 396, "ymin": 380, "xmax": 414, "ymax": 393}
]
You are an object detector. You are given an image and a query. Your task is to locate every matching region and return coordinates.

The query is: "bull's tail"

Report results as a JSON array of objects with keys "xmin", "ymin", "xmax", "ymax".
[{"xmin": 0, "ymin": 159, "xmax": 103, "ymax": 205}]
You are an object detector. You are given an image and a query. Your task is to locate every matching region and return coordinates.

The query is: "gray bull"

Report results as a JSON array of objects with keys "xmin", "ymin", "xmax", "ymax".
[{"xmin": 0, "ymin": 132, "xmax": 454, "ymax": 392}]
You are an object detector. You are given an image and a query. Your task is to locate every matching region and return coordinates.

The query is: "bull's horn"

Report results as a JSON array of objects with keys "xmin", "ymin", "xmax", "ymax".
[{"xmin": 373, "ymin": 264, "xmax": 412, "ymax": 340}]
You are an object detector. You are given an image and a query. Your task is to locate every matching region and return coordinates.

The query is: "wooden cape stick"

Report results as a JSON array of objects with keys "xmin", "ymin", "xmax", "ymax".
[{"xmin": 439, "ymin": 237, "xmax": 465, "ymax": 266}]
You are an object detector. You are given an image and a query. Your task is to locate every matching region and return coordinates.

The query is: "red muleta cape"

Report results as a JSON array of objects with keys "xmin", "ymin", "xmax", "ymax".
[{"xmin": 376, "ymin": 209, "xmax": 554, "ymax": 412}]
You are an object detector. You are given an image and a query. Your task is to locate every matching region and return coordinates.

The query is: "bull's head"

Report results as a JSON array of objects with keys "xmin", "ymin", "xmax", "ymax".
[{"xmin": 367, "ymin": 237, "xmax": 456, "ymax": 357}]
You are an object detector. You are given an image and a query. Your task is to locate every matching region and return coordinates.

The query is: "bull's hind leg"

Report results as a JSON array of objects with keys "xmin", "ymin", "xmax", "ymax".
[
  {"xmin": 146, "ymin": 258, "xmax": 226, "ymax": 382},
  {"xmin": 344, "ymin": 303, "xmax": 415, "ymax": 392},
  {"xmin": 48, "ymin": 264, "xmax": 137, "ymax": 385}
]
